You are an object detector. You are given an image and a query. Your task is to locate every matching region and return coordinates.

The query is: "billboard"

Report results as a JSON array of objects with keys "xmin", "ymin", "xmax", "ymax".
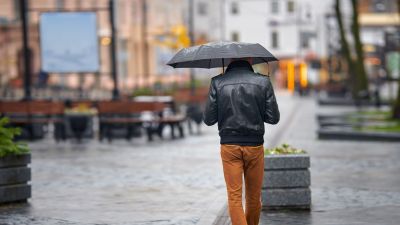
[{"xmin": 40, "ymin": 12, "xmax": 99, "ymax": 73}]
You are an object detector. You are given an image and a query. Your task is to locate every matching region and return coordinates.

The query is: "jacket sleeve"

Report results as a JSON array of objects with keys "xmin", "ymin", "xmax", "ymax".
[
  {"xmin": 264, "ymin": 78, "xmax": 280, "ymax": 124},
  {"xmin": 203, "ymin": 79, "xmax": 218, "ymax": 126}
]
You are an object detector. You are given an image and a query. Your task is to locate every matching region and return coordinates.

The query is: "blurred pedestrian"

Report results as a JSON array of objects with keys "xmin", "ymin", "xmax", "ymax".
[
  {"xmin": 203, "ymin": 58, "xmax": 280, "ymax": 225},
  {"xmin": 373, "ymin": 68, "xmax": 386, "ymax": 109},
  {"xmin": 37, "ymin": 70, "xmax": 49, "ymax": 88}
]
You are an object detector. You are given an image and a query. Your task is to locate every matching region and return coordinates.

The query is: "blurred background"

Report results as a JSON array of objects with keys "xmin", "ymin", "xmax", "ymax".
[
  {"xmin": 0, "ymin": 0, "xmax": 399, "ymax": 225},
  {"xmin": 0, "ymin": 0, "xmax": 397, "ymax": 99}
]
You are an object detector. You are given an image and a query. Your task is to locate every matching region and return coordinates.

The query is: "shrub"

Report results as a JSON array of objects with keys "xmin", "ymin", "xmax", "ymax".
[
  {"xmin": 0, "ymin": 117, "xmax": 29, "ymax": 157},
  {"xmin": 264, "ymin": 143, "xmax": 306, "ymax": 155},
  {"xmin": 132, "ymin": 87, "xmax": 155, "ymax": 97}
]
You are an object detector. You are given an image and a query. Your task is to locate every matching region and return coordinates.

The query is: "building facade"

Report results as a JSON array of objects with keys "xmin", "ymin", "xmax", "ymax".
[
  {"xmin": 0, "ymin": 0, "xmax": 192, "ymax": 98},
  {"xmin": 223, "ymin": 0, "xmax": 335, "ymax": 89},
  {"xmin": 358, "ymin": 0, "xmax": 400, "ymax": 79}
]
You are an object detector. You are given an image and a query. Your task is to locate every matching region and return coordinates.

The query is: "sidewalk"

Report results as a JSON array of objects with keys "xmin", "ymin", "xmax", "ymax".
[
  {"xmin": 260, "ymin": 98, "xmax": 400, "ymax": 225},
  {"xmin": 215, "ymin": 96, "xmax": 400, "ymax": 225},
  {"xmin": 0, "ymin": 91, "xmax": 296, "ymax": 225},
  {"xmin": 0, "ymin": 119, "xmax": 227, "ymax": 224},
  {"xmin": 2, "ymin": 94, "xmax": 399, "ymax": 225}
]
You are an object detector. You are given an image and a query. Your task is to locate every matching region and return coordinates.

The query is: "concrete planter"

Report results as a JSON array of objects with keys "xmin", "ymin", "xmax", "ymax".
[
  {"xmin": 0, "ymin": 154, "xmax": 31, "ymax": 204},
  {"xmin": 262, "ymin": 154, "xmax": 311, "ymax": 209}
]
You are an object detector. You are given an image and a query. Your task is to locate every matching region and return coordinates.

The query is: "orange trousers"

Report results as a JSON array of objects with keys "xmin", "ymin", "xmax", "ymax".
[{"xmin": 220, "ymin": 144, "xmax": 264, "ymax": 225}]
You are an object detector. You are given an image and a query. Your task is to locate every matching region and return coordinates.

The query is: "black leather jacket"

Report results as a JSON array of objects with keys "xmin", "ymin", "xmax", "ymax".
[{"xmin": 203, "ymin": 60, "xmax": 280, "ymax": 145}]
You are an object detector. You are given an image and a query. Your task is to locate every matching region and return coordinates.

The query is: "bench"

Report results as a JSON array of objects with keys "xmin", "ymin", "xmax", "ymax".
[
  {"xmin": 97, "ymin": 101, "xmax": 166, "ymax": 142},
  {"xmin": 155, "ymin": 114, "xmax": 186, "ymax": 140},
  {"xmin": 133, "ymin": 96, "xmax": 187, "ymax": 141},
  {"xmin": 0, "ymin": 101, "xmax": 64, "ymax": 140},
  {"xmin": 98, "ymin": 100, "xmax": 187, "ymax": 142}
]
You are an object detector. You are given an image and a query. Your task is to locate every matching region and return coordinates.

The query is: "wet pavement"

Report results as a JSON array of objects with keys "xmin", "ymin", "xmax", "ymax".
[
  {"xmin": 213, "ymin": 97, "xmax": 400, "ymax": 225},
  {"xmin": 259, "ymin": 98, "xmax": 400, "ymax": 225},
  {"xmin": 0, "ymin": 91, "xmax": 297, "ymax": 225},
  {"xmin": 0, "ymin": 119, "xmax": 226, "ymax": 224},
  {"xmin": 2, "ymin": 93, "xmax": 400, "ymax": 225}
]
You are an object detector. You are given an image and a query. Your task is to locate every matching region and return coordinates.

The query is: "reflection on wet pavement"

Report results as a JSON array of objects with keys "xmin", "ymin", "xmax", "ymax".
[
  {"xmin": 0, "ymin": 125, "xmax": 226, "ymax": 225},
  {"xmin": 260, "ymin": 98, "xmax": 400, "ymax": 225}
]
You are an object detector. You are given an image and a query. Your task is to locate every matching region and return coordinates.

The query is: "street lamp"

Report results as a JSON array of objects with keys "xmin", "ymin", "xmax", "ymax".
[{"xmin": 19, "ymin": 0, "xmax": 31, "ymax": 100}]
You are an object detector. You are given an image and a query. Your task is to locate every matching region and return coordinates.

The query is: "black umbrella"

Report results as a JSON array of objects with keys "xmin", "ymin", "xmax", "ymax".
[{"xmin": 166, "ymin": 41, "xmax": 278, "ymax": 72}]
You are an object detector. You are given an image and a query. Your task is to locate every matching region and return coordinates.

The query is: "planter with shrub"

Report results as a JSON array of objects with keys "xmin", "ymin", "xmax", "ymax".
[
  {"xmin": 0, "ymin": 117, "xmax": 31, "ymax": 204},
  {"xmin": 262, "ymin": 144, "xmax": 311, "ymax": 209}
]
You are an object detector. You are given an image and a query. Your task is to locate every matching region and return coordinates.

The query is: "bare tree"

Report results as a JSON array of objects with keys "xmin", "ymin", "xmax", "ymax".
[
  {"xmin": 334, "ymin": 0, "xmax": 369, "ymax": 99},
  {"xmin": 334, "ymin": 0, "xmax": 356, "ymax": 97},
  {"xmin": 351, "ymin": 0, "xmax": 369, "ymax": 97},
  {"xmin": 392, "ymin": 0, "xmax": 400, "ymax": 118}
]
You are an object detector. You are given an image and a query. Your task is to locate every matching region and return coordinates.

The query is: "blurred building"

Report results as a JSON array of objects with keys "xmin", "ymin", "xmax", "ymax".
[
  {"xmin": 0, "ymin": 0, "xmax": 195, "ymax": 98},
  {"xmin": 0, "ymin": 0, "xmax": 112, "ymax": 94},
  {"xmin": 358, "ymin": 0, "xmax": 400, "ymax": 79},
  {"xmin": 192, "ymin": 0, "xmax": 224, "ymax": 42},
  {"xmin": 223, "ymin": 0, "xmax": 335, "ymax": 90},
  {"xmin": 0, "ymin": 0, "xmax": 236, "ymax": 98},
  {"xmin": 1, "ymin": 0, "xmax": 398, "ymax": 98}
]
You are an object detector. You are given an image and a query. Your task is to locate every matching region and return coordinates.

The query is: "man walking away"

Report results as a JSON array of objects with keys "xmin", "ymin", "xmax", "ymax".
[{"xmin": 203, "ymin": 58, "xmax": 280, "ymax": 225}]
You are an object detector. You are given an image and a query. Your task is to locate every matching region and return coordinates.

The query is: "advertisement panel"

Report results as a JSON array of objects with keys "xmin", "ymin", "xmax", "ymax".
[{"xmin": 40, "ymin": 12, "xmax": 99, "ymax": 73}]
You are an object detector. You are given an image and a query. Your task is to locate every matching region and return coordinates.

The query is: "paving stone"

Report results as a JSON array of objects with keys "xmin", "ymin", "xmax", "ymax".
[
  {"xmin": 263, "ymin": 169, "xmax": 310, "ymax": 188},
  {"xmin": 0, "ymin": 154, "xmax": 30, "ymax": 168},
  {"xmin": 262, "ymin": 188, "xmax": 311, "ymax": 208},
  {"xmin": 0, "ymin": 167, "xmax": 31, "ymax": 185},
  {"xmin": 216, "ymin": 97, "xmax": 400, "ymax": 225},
  {"xmin": 0, "ymin": 184, "xmax": 31, "ymax": 204},
  {"xmin": 264, "ymin": 155, "xmax": 310, "ymax": 170}
]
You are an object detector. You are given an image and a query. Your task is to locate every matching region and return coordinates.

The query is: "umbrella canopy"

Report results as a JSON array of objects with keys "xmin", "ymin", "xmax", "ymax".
[{"xmin": 167, "ymin": 41, "xmax": 278, "ymax": 69}]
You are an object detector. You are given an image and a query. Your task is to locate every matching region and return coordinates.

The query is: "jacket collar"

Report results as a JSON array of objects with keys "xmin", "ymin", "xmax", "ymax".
[{"xmin": 225, "ymin": 60, "xmax": 254, "ymax": 73}]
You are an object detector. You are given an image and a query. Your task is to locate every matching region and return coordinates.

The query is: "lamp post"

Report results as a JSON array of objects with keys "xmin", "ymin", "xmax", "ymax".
[
  {"xmin": 20, "ymin": 0, "xmax": 31, "ymax": 100},
  {"xmin": 109, "ymin": 0, "xmax": 119, "ymax": 99},
  {"xmin": 141, "ymin": 0, "xmax": 149, "ymax": 87}
]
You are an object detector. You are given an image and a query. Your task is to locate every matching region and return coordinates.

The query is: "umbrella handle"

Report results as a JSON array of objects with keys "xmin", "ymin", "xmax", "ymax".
[{"xmin": 222, "ymin": 58, "xmax": 225, "ymax": 74}]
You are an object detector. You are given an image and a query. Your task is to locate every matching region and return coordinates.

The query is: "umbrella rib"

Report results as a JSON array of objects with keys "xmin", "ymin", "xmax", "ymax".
[{"xmin": 192, "ymin": 44, "xmax": 205, "ymax": 61}]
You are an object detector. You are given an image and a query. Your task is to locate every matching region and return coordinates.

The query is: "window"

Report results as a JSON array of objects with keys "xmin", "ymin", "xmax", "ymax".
[
  {"xmin": 231, "ymin": 2, "xmax": 239, "ymax": 15},
  {"xmin": 75, "ymin": 0, "xmax": 82, "ymax": 9},
  {"xmin": 56, "ymin": 0, "xmax": 64, "ymax": 10},
  {"xmin": 287, "ymin": 0, "xmax": 295, "ymax": 13},
  {"xmin": 301, "ymin": 35, "xmax": 309, "ymax": 48},
  {"xmin": 91, "ymin": 0, "xmax": 97, "ymax": 7},
  {"xmin": 271, "ymin": 31, "xmax": 278, "ymax": 48},
  {"xmin": 305, "ymin": 5, "xmax": 312, "ymax": 20},
  {"xmin": 198, "ymin": 2, "xmax": 208, "ymax": 15},
  {"xmin": 131, "ymin": 2, "xmax": 137, "ymax": 21},
  {"xmin": 119, "ymin": 39, "xmax": 129, "ymax": 77},
  {"xmin": 300, "ymin": 32, "xmax": 314, "ymax": 49},
  {"xmin": 119, "ymin": 1, "xmax": 126, "ymax": 24},
  {"xmin": 372, "ymin": 0, "xmax": 388, "ymax": 12},
  {"xmin": 231, "ymin": 32, "xmax": 239, "ymax": 42},
  {"xmin": 13, "ymin": 0, "xmax": 21, "ymax": 20},
  {"xmin": 306, "ymin": 11, "xmax": 312, "ymax": 20},
  {"xmin": 271, "ymin": 0, "xmax": 279, "ymax": 14}
]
